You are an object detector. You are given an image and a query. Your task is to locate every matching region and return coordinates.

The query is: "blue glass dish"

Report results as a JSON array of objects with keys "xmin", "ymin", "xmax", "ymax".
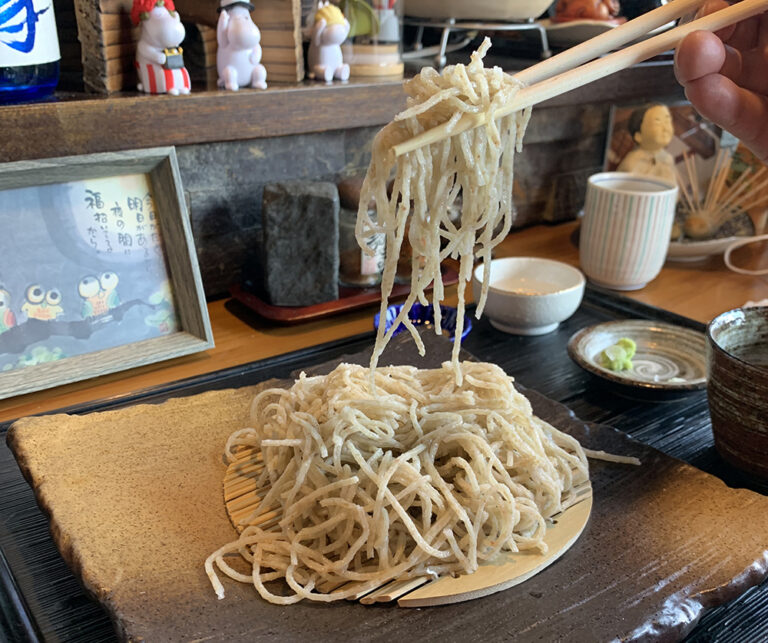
[{"xmin": 374, "ymin": 303, "xmax": 472, "ymax": 342}]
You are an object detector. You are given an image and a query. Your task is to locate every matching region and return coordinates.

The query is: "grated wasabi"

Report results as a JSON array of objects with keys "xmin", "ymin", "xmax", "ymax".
[{"xmin": 599, "ymin": 337, "xmax": 637, "ymax": 371}]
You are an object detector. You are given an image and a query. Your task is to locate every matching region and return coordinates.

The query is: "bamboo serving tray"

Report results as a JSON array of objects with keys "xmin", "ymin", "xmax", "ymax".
[{"xmin": 224, "ymin": 447, "xmax": 592, "ymax": 607}]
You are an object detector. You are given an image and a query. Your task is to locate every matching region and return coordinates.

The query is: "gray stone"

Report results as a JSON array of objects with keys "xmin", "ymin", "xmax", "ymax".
[{"xmin": 261, "ymin": 181, "xmax": 340, "ymax": 306}]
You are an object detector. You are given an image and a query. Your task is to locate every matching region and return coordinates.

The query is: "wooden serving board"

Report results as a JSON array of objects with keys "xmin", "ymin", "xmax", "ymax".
[
  {"xmin": 6, "ymin": 333, "xmax": 768, "ymax": 642},
  {"xmin": 224, "ymin": 447, "xmax": 592, "ymax": 607},
  {"xmin": 230, "ymin": 267, "xmax": 459, "ymax": 324}
]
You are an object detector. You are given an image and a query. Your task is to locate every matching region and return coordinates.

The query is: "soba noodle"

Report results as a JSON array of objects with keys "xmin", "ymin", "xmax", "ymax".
[
  {"xmin": 356, "ymin": 38, "xmax": 531, "ymax": 378},
  {"xmin": 206, "ymin": 362, "xmax": 589, "ymax": 604},
  {"xmin": 204, "ymin": 41, "xmax": 602, "ymax": 606}
]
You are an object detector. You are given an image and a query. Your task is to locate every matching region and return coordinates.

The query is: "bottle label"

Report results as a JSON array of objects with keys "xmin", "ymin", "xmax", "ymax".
[
  {"xmin": 361, "ymin": 233, "xmax": 385, "ymax": 276},
  {"xmin": 0, "ymin": 0, "xmax": 60, "ymax": 66}
]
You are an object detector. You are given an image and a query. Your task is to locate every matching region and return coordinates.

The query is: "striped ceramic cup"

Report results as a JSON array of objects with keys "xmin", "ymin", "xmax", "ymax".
[{"xmin": 579, "ymin": 172, "xmax": 678, "ymax": 291}]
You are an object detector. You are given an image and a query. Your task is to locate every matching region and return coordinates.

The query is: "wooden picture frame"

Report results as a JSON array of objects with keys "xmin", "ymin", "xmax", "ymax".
[{"xmin": 0, "ymin": 147, "xmax": 214, "ymax": 400}]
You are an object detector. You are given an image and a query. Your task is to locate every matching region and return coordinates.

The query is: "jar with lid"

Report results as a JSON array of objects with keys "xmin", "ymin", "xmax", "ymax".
[
  {"xmin": 337, "ymin": 177, "xmax": 385, "ymax": 287},
  {"xmin": 338, "ymin": 0, "xmax": 403, "ymax": 80}
]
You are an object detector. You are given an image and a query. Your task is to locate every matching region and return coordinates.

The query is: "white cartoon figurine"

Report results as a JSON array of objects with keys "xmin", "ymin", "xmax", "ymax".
[
  {"xmin": 216, "ymin": 0, "xmax": 267, "ymax": 91},
  {"xmin": 308, "ymin": 2, "xmax": 350, "ymax": 83},
  {"xmin": 132, "ymin": 0, "xmax": 191, "ymax": 96}
]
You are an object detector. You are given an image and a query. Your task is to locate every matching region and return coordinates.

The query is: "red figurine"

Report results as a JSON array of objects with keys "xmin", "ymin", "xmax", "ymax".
[{"xmin": 554, "ymin": 0, "xmax": 624, "ymax": 23}]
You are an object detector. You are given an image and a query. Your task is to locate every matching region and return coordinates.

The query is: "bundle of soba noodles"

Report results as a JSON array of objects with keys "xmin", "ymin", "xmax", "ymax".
[
  {"xmin": 206, "ymin": 362, "xmax": 589, "ymax": 604},
  {"xmin": 357, "ymin": 38, "xmax": 531, "ymax": 378}
]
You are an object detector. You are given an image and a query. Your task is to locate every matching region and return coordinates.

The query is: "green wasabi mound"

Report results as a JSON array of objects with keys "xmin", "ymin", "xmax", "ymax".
[{"xmin": 599, "ymin": 337, "xmax": 637, "ymax": 372}]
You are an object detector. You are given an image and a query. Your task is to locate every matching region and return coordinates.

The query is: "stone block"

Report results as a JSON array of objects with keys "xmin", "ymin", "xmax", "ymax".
[{"xmin": 262, "ymin": 181, "xmax": 340, "ymax": 306}]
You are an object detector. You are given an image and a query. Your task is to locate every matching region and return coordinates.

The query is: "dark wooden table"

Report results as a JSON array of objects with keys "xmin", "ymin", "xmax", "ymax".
[{"xmin": 1, "ymin": 287, "xmax": 766, "ymax": 642}]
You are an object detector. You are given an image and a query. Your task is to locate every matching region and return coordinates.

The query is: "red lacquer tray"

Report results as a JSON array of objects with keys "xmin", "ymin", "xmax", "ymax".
[{"xmin": 230, "ymin": 267, "xmax": 460, "ymax": 324}]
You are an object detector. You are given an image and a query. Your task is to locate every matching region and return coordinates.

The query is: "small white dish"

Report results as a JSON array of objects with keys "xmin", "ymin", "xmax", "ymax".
[
  {"xmin": 472, "ymin": 257, "xmax": 585, "ymax": 336},
  {"xmin": 667, "ymin": 236, "xmax": 750, "ymax": 262},
  {"xmin": 567, "ymin": 320, "xmax": 707, "ymax": 392}
]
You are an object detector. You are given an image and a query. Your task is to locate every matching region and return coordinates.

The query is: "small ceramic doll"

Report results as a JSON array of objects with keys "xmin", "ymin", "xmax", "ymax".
[
  {"xmin": 132, "ymin": 0, "xmax": 191, "ymax": 95},
  {"xmin": 307, "ymin": 1, "xmax": 350, "ymax": 83},
  {"xmin": 618, "ymin": 103, "xmax": 676, "ymax": 185},
  {"xmin": 216, "ymin": 0, "xmax": 267, "ymax": 91}
]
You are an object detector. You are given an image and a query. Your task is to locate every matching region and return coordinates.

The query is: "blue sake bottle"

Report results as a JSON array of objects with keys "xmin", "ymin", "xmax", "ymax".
[{"xmin": 0, "ymin": 0, "xmax": 60, "ymax": 103}]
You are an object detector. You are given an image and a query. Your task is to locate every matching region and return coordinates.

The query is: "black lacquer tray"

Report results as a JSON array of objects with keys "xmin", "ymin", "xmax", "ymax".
[{"xmin": 1, "ymin": 287, "xmax": 767, "ymax": 642}]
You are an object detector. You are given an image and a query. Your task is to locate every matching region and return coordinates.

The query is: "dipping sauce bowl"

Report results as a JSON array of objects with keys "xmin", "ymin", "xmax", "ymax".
[{"xmin": 472, "ymin": 257, "xmax": 585, "ymax": 335}]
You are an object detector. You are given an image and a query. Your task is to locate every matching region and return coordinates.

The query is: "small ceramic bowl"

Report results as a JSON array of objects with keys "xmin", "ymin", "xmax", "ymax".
[
  {"xmin": 471, "ymin": 257, "xmax": 585, "ymax": 335},
  {"xmin": 568, "ymin": 320, "xmax": 707, "ymax": 392},
  {"xmin": 374, "ymin": 303, "xmax": 472, "ymax": 341},
  {"xmin": 707, "ymin": 307, "xmax": 768, "ymax": 479}
]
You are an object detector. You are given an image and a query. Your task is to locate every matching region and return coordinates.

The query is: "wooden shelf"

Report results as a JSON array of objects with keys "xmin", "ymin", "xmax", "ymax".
[
  {"xmin": 0, "ymin": 59, "xmax": 682, "ymax": 162},
  {"xmin": 1, "ymin": 80, "xmax": 406, "ymax": 162}
]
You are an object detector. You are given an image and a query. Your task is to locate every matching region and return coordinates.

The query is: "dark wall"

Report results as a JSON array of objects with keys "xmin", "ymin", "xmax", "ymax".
[{"xmin": 175, "ymin": 102, "xmax": 645, "ymax": 297}]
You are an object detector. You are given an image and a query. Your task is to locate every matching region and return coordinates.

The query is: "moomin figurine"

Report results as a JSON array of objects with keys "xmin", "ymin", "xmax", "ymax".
[
  {"xmin": 216, "ymin": 0, "xmax": 267, "ymax": 91},
  {"xmin": 308, "ymin": 2, "xmax": 350, "ymax": 83},
  {"xmin": 132, "ymin": 0, "xmax": 191, "ymax": 95}
]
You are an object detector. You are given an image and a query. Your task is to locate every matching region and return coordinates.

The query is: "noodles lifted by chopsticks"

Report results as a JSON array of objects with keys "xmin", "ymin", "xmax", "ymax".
[
  {"xmin": 205, "ymin": 361, "xmax": 588, "ymax": 604},
  {"xmin": 357, "ymin": 38, "xmax": 531, "ymax": 380}
]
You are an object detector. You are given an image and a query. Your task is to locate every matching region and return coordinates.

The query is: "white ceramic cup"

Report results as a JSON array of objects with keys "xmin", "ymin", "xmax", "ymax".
[{"xmin": 579, "ymin": 172, "xmax": 678, "ymax": 290}]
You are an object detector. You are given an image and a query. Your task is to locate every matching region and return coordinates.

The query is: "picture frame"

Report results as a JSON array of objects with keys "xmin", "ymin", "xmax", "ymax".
[{"xmin": 0, "ymin": 147, "xmax": 214, "ymax": 400}]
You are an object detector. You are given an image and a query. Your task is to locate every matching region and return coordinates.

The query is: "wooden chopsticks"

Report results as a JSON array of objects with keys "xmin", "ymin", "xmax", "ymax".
[{"xmin": 393, "ymin": 0, "xmax": 768, "ymax": 158}]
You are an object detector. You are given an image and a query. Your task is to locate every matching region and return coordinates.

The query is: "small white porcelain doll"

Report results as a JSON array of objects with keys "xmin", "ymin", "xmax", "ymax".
[
  {"xmin": 617, "ymin": 104, "xmax": 676, "ymax": 186},
  {"xmin": 307, "ymin": 1, "xmax": 350, "ymax": 83},
  {"xmin": 132, "ymin": 0, "xmax": 191, "ymax": 95},
  {"xmin": 216, "ymin": 0, "xmax": 267, "ymax": 91}
]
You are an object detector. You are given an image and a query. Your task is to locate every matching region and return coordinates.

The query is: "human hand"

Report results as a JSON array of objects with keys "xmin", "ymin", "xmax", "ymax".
[{"xmin": 675, "ymin": 1, "xmax": 768, "ymax": 162}]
